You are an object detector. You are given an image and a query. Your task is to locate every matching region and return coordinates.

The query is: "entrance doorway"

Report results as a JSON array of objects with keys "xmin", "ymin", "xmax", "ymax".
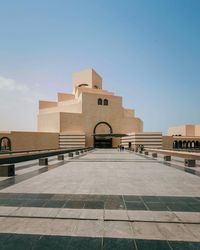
[{"xmin": 93, "ymin": 122, "xmax": 112, "ymax": 148}]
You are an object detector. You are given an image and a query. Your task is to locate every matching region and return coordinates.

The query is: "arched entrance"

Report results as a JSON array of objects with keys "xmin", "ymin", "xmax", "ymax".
[
  {"xmin": 93, "ymin": 122, "xmax": 112, "ymax": 148},
  {"xmin": 0, "ymin": 137, "xmax": 11, "ymax": 152}
]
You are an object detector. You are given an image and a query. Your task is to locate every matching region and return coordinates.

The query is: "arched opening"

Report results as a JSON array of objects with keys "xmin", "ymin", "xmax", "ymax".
[
  {"xmin": 187, "ymin": 141, "xmax": 191, "ymax": 149},
  {"xmin": 98, "ymin": 98, "xmax": 102, "ymax": 105},
  {"xmin": 178, "ymin": 140, "xmax": 182, "ymax": 149},
  {"xmin": 182, "ymin": 141, "xmax": 187, "ymax": 149},
  {"xmin": 78, "ymin": 84, "xmax": 88, "ymax": 88},
  {"xmin": 104, "ymin": 99, "xmax": 108, "ymax": 106},
  {"xmin": 173, "ymin": 140, "xmax": 178, "ymax": 149},
  {"xmin": 195, "ymin": 141, "xmax": 199, "ymax": 149},
  {"xmin": 191, "ymin": 141, "xmax": 195, "ymax": 149},
  {"xmin": 93, "ymin": 122, "xmax": 112, "ymax": 148},
  {"xmin": 0, "ymin": 137, "xmax": 11, "ymax": 152},
  {"xmin": 128, "ymin": 142, "xmax": 132, "ymax": 149}
]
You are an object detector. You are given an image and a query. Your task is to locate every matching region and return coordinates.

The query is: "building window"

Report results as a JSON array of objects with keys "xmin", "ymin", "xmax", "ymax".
[
  {"xmin": 98, "ymin": 98, "xmax": 102, "ymax": 105},
  {"xmin": 104, "ymin": 99, "xmax": 108, "ymax": 106}
]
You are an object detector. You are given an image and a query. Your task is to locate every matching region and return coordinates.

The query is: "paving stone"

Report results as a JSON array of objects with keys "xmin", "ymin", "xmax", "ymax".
[
  {"xmin": 64, "ymin": 200, "xmax": 85, "ymax": 209},
  {"xmin": 1, "ymin": 234, "xmax": 39, "ymax": 250},
  {"xmin": 125, "ymin": 201, "xmax": 147, "ymax": 210},
  {"xmin": 169, "ymin": 241, "xmax": 200, "ymax": 250},
  {"xmin": 145, "ymin": 202, "xmax": 169, "ymax": 211},
  {"xmin": 104, "ymin": 221, "xmax": 132, "ymax": 239},
  {"xmin": 67, "ymin": 236, "xmax": 102, "ymax": 250},
  {"xmin": 84, "ymin": 201, "xmax": 104, "ymax": 209},
  {"xmin": 135, "ymin": 239, "xmax": 171, "ymax": 250},
  {"xmin": 104, "ymin": 210, "xmax": 129, "ymax": 221},
  {"xmin": 103, "ymin": 238, "xmax": 135, "ymax": 250},
  {"xmin": 33, "ymin": 235, "xmax": 70, "ymax": 250}
]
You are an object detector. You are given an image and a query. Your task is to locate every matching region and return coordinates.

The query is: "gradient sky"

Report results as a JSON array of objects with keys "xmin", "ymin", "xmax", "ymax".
[{"xmin": 0, "ymin": 0, "xmax": 199, "ymax": 134}]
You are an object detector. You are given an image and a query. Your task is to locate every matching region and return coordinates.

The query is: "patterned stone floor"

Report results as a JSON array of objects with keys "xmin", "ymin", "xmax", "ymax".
[{"xmin": 0, "ymin": 149, "xmax": 200, "ymax": 249}]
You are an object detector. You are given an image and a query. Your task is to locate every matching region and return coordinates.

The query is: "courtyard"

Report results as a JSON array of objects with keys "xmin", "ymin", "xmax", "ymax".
[{"xmin": 0, "ymin": 149, "xmax": 200, "ymax": 249}]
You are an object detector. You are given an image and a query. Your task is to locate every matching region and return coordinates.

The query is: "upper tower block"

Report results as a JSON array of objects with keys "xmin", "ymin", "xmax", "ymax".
[{"xmin": 72, "ymin": 68, "xmax": 102, "ymax": 93}]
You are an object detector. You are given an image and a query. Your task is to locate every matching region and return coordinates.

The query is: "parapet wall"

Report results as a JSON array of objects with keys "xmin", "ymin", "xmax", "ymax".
[{"xmin": 0, "ymin": 131, "xmax": 59, "ymax": 152}]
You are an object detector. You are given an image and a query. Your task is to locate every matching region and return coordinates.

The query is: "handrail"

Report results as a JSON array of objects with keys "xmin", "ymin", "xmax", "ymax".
[
  {"xmin": 144, "ymin": 148, "xmax": 200, "ymax": 160},
  {"xmin": 0, "ymin": 148, "xmax": 62, "ymax": 155},
  {"xmin": 0, "ymin": 147, "xmax": 93, "ymax": 164}
]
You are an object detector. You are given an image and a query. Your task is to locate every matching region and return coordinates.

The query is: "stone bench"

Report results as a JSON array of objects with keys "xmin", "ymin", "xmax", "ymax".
[
  {"xmin": 39, "ymin": 158, "xmax": 48, "ymax": 166},
  {"xmin": 57, "ymin": 155, "xmax": 64, "ymax": 160},
  {"xmin": 184, "ymin": 159, "xmax": 196, "ymax": 167},
  {"xmin": 152, "ymin": 153, "xmax": 157, "ymax": 158},
  {"xmin": 144, "ymin": 151, "xmax": 149, "ymax": 155},
  {"xmin": 0, "ymin": 164, "xmax": 15, "ymax": 177},
  {"xmin": 68, "ymin": 152, "xmax": 73, "ymax": 158},
  {"xmin": 164, "ymin": 155, "xmax": 171, "ymax": 161}
]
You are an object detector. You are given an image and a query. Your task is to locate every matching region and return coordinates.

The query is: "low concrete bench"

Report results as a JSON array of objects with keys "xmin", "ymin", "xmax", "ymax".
[
  {"xmin": 75, "ymin": 151, "xmax": 79, "ymax": 155},
  {"xmin": 184, "ymin": 159, "xmax": 196, "ymax": 167},
  {"xmin": 68, "ymin": 152, "xmax": 73, "ymax": 158},
  {"xmin": 0, "ymin": 164, "xmax": 15, "ymax": 176},
  {"xmin": 152, "ymin": 153, "xmax": 157, "ymax": 158},
  {"xmin": 39, "ymin": 158, "xmax": 48, "ymax": 166},
  {"xmin": 164, "ymin": 155, "xmax": 171, "ymax": 161},
  {"xmin": 57, "ymin": 155, "xmax": 64, "ymax": 160},
  {"xmin": 144, "ymin": 151, "xmax": 149, "ymax": 155}
]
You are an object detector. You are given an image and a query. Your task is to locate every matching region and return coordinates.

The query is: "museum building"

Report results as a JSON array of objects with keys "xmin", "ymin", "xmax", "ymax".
[{"xmin": 0, "ymin": 68, "xmax": 173, "ymax": 152}]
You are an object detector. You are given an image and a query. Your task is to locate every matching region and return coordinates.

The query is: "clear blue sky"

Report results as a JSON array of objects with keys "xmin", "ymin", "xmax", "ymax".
[{"xmin": 0, "ymin": 0, "xmax": 199, "ymax": 134}]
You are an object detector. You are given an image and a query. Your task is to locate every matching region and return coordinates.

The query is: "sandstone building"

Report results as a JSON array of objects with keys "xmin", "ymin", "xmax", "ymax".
[
  {"xmin": 0, "ymin": 69, "xmax": 164, "ymax": 151},
  {"xmin": 38, "ymin": 69, "xmax": 143, "ymax": 148}
]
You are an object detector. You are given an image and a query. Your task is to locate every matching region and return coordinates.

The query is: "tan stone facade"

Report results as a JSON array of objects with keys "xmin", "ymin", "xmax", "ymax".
[
  {"xmin": 168, "ymin": 124, "xmax": 200, "ymax": 137},
  {"xmin": 121, "ymin": 132, "xmax": 163, "ymax": 150},
  {"xmin": 0, "ymin": 131, "xmax": 59, "ymax": 152},
  {"xmin": 38, "ymin": 69, "xmax": 143, "ymax": 148},
  {"xmin": 163, "ymin": 125, "xmax": 200, "ymax": 150},
  {"xmin": 0, "ymin": 68, "xmax": 168, "ymax": 152}
]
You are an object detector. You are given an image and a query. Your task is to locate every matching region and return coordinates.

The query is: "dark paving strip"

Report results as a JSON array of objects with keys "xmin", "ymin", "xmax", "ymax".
[
  {"xmin": 0, "ymin": 160, "xmax": 69, "ymax": 191},
  {"xmin": 0, "ymin": 193, "xmax": 200, "ymax": 212},
  {"xmin": 0, "ymin": 233, "xmax": 199, "ymax": 250}
]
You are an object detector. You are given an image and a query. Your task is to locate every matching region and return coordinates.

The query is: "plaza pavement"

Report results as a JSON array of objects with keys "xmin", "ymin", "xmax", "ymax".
[{"xmin": 0, "ymin": 149, "xmax": 200, "ymax": 249}]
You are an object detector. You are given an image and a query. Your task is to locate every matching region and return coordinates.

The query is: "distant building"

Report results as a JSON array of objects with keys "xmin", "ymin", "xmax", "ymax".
[{"xmin": 164, "ymin": 125, "xmax": 200, "ymax": 150}]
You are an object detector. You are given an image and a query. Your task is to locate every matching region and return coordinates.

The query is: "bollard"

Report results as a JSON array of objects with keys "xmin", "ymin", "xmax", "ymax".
[
  {"xmin": 184, "ymin": 159, "xmax": 196, "ymax": 167},
  {"xmin": 0, "ymin": 164, "xmax": 15, "ymax": 177},
  {"xmin": 39, "ymin": 158, "xmax": 48, "ymax": 166},
  {"xmin": 57, "ymin": 155, "xmax": 64, "ymax": 160},
  {"xmin": 144, "ymin": 151, "xmax": 149, "ymax": 155},
  {"xmin": 152, "ymin": 153, "xmax": 157, "ymax": 158},
  {"xmin": 68, "ymin": 152, "xmax": 73, "ymax": 158},
  {"xmin": 164, "ymin": 155, "xmax": 171, "ymax": 161},
  {"xmin": 75, "ymin": 151, "xmax": 79, "ymax": 155}
]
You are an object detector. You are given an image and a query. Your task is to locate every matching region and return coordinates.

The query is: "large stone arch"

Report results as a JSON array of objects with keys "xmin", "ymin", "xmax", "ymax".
[{"xmin": 93, "ymin": 122, "xmax": 113, "ymax": 148}]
